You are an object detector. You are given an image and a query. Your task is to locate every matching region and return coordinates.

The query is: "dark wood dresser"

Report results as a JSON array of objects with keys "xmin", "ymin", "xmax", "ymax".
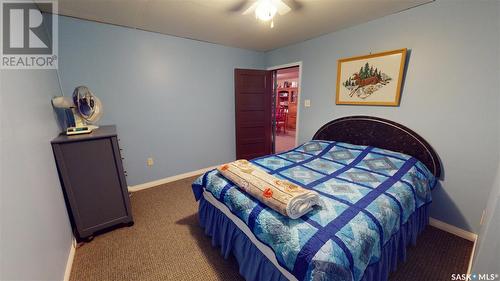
[{"xmin": 52, "ymin": 125, "xmax": 133, "ymax": 242}]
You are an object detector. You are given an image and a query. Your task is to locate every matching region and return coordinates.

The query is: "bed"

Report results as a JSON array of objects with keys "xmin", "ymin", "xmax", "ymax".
[{"xmin": 192, "ymin": 116, "xmax": 441, "ymax": 281}]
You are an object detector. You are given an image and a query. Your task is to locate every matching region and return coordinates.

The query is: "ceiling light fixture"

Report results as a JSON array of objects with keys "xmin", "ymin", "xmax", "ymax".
[
  {"xmin": 242, "ymin": 0, "xmax": 291, "ymax": 28},
  {"xmin": 255, "ymin": 0, "xmax": 277, "ymax": 22}
]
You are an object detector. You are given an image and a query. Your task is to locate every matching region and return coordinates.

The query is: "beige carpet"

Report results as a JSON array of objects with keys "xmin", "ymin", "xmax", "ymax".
[
  {"xmin": 276, "ymin": 130, "xmax": 296, "ymax": 153},
  {"xmin": 70, "ymin": 176, "xmax": 244, "ymax": 281},
  {"xmin": 69, "ymin": 176, "xmax": 472, "ymax": 281}
]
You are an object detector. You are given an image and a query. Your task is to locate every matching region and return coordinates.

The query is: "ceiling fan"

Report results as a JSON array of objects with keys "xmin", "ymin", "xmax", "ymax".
[{"xmin": 230, "ymin": 0, "xmax": 303, "ymax": 28}]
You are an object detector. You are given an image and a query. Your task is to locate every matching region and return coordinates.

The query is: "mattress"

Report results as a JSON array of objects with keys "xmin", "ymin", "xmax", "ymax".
[{"xmin": 192, "ymin": 140, "xmax": 436, "ymax": 281}]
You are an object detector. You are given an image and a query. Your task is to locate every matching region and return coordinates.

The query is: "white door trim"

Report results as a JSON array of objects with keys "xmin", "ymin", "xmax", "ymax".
[
  {"xmin": 267, "ymin": 61, "xmax": 303, "ymax": 147},
  {"xmin": 64, "ymin": 239, "xmax": 77, "ymax": 281}
]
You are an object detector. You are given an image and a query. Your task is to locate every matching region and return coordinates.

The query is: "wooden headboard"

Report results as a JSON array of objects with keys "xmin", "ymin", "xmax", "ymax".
[{"xmin": 312, "ymin": 116, "xmax": 442, "ymax": 178}]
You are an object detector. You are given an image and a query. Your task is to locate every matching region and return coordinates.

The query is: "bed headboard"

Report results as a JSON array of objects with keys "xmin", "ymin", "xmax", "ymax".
[{"xmin": 312, "ymin": 116, "xmax": 442, "ymax": 178}]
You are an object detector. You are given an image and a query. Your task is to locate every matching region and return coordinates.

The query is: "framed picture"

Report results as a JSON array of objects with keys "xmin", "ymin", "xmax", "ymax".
[{"xmin": 336, "ymin": 48, "xmax": 407, "ymax": 106}]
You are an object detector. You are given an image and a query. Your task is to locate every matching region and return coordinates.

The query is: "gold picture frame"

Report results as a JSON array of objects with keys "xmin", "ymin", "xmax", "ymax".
[{"xmin": 336, "ymin": 48, "xmax": 407, "ymax": 106}]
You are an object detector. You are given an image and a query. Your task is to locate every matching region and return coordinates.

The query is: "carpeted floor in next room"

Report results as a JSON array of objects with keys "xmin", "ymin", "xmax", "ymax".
[{"xmin": 69, "ymin": 176, "xmax": 473, "ymax": 281}]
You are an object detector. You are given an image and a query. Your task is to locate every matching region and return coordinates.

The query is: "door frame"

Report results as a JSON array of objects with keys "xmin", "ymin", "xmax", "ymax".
[{"xmin": 267, "ymin": 61, "xmax": 302, "ymax": 147}]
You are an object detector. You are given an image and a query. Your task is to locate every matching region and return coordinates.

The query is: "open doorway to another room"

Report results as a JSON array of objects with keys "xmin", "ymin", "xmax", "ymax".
[{"xmin": 272, "ymin": 65, "xmax": 300, "ymax": 153}]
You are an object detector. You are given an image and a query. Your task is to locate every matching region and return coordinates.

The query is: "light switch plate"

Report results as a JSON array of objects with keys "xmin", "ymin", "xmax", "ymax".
[{"xmin": 304, "ymin": 99, "xmax": 311, "ymax": 107}]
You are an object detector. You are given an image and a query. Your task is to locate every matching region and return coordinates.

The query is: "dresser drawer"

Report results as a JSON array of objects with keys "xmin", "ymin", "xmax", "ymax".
[{"xmin": 52, "ymin": 125, "xmax": 133, "ymax": 242}]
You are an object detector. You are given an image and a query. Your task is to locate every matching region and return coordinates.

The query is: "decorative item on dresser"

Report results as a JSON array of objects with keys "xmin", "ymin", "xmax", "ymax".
[
  {"xmin": 51, "ymin": 86, "xmax": 103, "ymax": 135},
  {"xmin": 51, "ymin": 125, "xmax": 133, "ymax": 242}
]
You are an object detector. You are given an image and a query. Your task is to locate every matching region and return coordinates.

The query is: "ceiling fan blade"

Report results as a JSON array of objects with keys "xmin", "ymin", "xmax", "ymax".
[
  {"xmin": 281, "ymin": 0, "xmax": 303, "ymax": 11},
  {"xmin": 228, "ymin": 0, "xmax": 250, "ymax": 13},
  {"xmin": 272, "ymin": 0, "xmax": 291, "ymax": 15},
  {"xmin": 242, "ymin": 1, "xmax": 258, "ymax": 15}
]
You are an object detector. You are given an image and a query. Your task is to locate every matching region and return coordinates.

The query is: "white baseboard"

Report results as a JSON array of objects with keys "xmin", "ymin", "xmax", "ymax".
[
  {"xmin": 429, "ymin": 217, "xmax": 477, "ymax": 242},
  {"xmin": 128, "ymin": 165, "xmax": 220, "ymax": 192},
  {"xmin": 429, "ymin": 217, "xmax": 477, "ymax": 275},
  {"xmin": 428, "ymin": 218, "xmax": 477, "ymax": 274},
  {"xmin": 63, "ymin": 238, "xmax": 76, "ymax": 281}
]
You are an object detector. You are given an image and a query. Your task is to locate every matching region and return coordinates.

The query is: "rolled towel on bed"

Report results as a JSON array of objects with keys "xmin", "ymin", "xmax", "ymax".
[{"xmin": 217, "ymin": 160, "xmax": 322, "ymax": 219}]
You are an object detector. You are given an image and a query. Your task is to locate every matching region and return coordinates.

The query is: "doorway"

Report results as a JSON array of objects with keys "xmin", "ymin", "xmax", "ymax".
[
  {"xmin": 234, "ymin": 69, "xmax": 272, "ymax": 159},
  {"xmin": 270, "ymin": 64, "xmax": 301, "ymax": 153},
  {"xmin": 233, "ymin": 64, "xmax": 301, "ymax": 160}
]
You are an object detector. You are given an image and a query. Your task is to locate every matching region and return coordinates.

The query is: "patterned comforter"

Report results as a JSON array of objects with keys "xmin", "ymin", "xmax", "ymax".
[{"xmin": 193, "ymin": 140, "xmax": 436, "ymax": 281}]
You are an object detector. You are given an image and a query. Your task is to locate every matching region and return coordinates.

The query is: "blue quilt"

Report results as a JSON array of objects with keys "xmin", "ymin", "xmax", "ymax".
[{"xmin": 192, "ymin": 140, "xmax": 436, "ymax": 281}]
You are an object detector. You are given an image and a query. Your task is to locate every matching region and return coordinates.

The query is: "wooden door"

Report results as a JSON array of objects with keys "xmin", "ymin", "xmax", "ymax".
[{"xmin": 235, "ymin": 69, "xmax": 273, "ymax": 159}]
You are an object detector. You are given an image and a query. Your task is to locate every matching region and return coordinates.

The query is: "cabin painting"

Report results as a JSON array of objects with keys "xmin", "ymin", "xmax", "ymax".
[
  {"xmin": 342, "ymin": 62, "xmax": 392, "ymax": 99},
  {"xmin": 336, "ymin": 49, "xmax": 407, "ymax": 106}
]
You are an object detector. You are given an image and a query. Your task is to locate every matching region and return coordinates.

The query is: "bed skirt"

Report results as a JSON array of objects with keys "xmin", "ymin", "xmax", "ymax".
[{"xmin": 198, "ymin": 194, "xmax": 430, "ymax": 281}]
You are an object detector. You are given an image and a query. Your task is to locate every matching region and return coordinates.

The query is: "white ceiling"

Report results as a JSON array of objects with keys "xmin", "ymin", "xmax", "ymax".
[{"xmin": 44, "ymin": 0, "xmax": 433, "ymax": 51}]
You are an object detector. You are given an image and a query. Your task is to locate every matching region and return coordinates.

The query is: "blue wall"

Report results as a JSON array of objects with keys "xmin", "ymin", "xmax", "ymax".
[
  {"xmin": 0, "ymin": 69, "xmax": 73, "ymax": 280},
  {"xmin": 57, "ymin": 16, "xmax": 265, "ymax": 186},
  {"xmin": 472, "ymin": 9, "xmax": 500, "ymax": 269},
  {"xmin": 265, "ymin": 0, "xmax": 500, "ymax": 233}
]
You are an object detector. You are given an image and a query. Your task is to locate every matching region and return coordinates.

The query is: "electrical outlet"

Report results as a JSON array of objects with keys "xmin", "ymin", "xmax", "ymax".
[
  {"xmin": 147, "ymin": 157, "xmax": 154, "ymax": 167},
  {"xmin": 304, "ymin": 99, "xmax": 311, "ymax": 107}
]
